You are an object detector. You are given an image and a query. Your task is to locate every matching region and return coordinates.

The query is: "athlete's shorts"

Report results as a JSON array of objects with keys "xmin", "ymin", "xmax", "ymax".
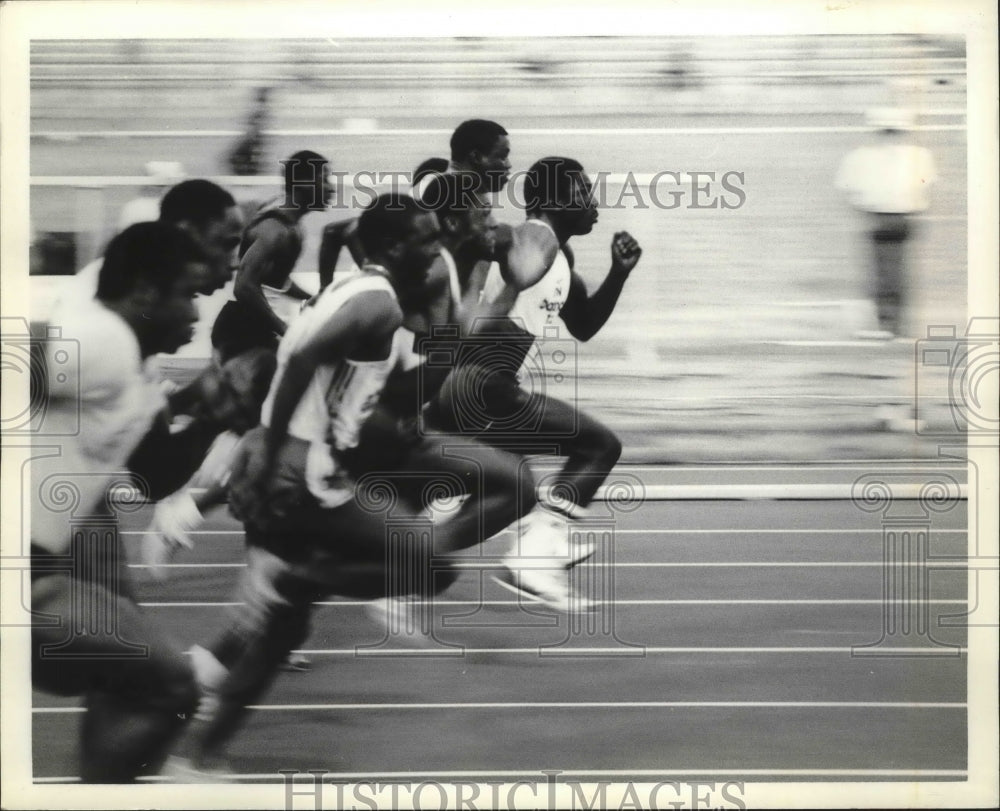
[
  {"xmin": 211, "ymin": 299, "xmax": 280, "ymax": 363},
  {"xmin": 242, "ymin": 489, "xmax": 457, "ymax": 604},
  {"xmin": 377, "ymin": 362, "xmax": 453, "ymax": 422},
  {"xmin": 30, "ymin": 544, "xmax": 196, "ymax": 711},
  {"xmin": 425, "ymin": 361, "xmax": 552, "ymax": 438}
]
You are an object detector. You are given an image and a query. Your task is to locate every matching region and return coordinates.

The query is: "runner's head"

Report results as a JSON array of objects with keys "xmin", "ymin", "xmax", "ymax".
[
  {"xmin": 96, "ymin": 222, "xmax": 209, "ymax": 356},
  {"xmin": 523, "ymin": 156, "xmax": 599, "ymax": 236},
  {"xmin": 412, "ymin": 156, "xmax": 449, "ymax": 189},
  {"xmin": 357, "ymin": 193, "xmax": 441, "ymax": 300},
  {"xmin": 419, "ymin": 172, "xmax": 497, "ymax": 261},
  {"xmin": 450, "ymin": 119, "xmax": 511, "ymax": 193},
  {"xmin": 283, "ymin": 150, "xmax": 335, "ymax": 211},
  {"xmin": 160, "ymin": 179, "xmax": 244, "ymax": 293}
]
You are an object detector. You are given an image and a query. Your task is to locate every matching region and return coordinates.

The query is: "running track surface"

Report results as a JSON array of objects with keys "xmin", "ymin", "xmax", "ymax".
[{"xmin": 28, "ymin": 462, "xmax": 972, "ymax": 784}]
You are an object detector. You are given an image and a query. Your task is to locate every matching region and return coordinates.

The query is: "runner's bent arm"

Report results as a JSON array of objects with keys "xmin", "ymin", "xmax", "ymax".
[
  {"xmin": 318, "ymin": 219, "xmax": 364, "ymax": 291},
  {"xmin": 127, "ymin": 412, "xmax": 226, "ymax": 501},
  {"xmin": 233, "ymin": 220, "xmax": 294, "ymax": 336},
  {"xmin": 558, "ymin": 231, "xmax": 641, "ymax": 342},
  {"xmin": 455, "ymin": 263, "xmax": 519, "ymax": 336},
  {"xmin": 264, "ymin": 290, "xmax": 402, "ymax": 463},
  {"xmin": 496, "ymin": 221, "xmax": 560, "ymax": 292}
]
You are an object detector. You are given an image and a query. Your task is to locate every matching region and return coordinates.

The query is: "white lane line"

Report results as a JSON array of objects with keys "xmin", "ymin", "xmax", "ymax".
[
  {"xmin": 126, "ymin": 560, "xmax": 973, "ymax": 570},
  {"xmin": 118, "ymin": 529, "xmax": 246, "ymax": 538},
  {"xmin": 118, "ymin": 528, "xmax": 969, "ymax": 537},
  {"xmin": 32, "ymin": 700, "xmax": 965, "ymax": 714},
  {"xmin": 537, "ymin": 464, "xmax": 970, "ymax": 471},
  {"xmin": 527, "ymin": 394, "xmax": 951, "ymax": 401},
  {"xmin": 105, "ymin": 483, "xmax": 969, "ymax": 503},
  {"xmin": 289, "ymin": 646, "xmax": 967, "ymax": 656},
  {"xmin": 263, "ymin": 700, "xmax": 970, "ymax": 710},
  {"xmin": 32, "ymin": 123, "xmax": 967, "ymax": 140},
  {"xmin": 768, "ymin": 340, "xmax": 951, "ymax": 348},
  {"xmin": 135, "ymin": 598, "xmax": 967, "ymax": 608},
  {"xmin": 516, "ymin": 125, "xmax": 968, "ymax": 134},
  {"xmin": 575, "ymin": 561, "xmax": 972, "ymax": 568},
  {"xmin": 139, "ymin": 601, "xmax": 245, "ymax": 607},
  {"xmin": 592, "ymin": 529, "xmax": 966, "ymax": 535},
  {"xmin": 127, "ymin": 562, "xmax": 245, "ymax": 568},
  {"xmin": 122, "ymin": 530, "xmax": 245, "ymax": 536},
  {"xmin": 31, "ymin": 768, "xmax": 969, "ymax": 783},
  {"xmin": 123, "ymin": 561, "xmax": 973, "ymax": 574},
  {"xmin": 567, "ymin": 482, "xmax": 966, "ymax": 500}
]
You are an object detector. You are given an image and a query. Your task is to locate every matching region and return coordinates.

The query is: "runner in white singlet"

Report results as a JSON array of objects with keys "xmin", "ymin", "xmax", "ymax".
[
  {"xmin": 29, "ymin": 223, "xmax": 243, "ymax": 783},
  {"xmin": 426, "ymin": 157, "xmax": 642, "ymax": 608},
  {"xmin": 178, "ymin": 194, "xmax": 515, "ymax": 776}
]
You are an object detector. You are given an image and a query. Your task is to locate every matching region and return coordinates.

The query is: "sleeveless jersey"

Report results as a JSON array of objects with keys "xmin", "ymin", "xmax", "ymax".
[
  {"xmin": 482, "ymin": 219, "xmax": 571, "ymax": 338},
  {"xmin": 261, "ymin": 269, "xmax": 398, "ymax": 508},
  {"xmin": 477, "ymin": 220, "xmax": 571, "ymax": 381},
  {"xmin": 231, "ymin": 198, "xmax": 305, "ymax": 324},
  {"xmin": 239, "ymin": 198, "xmax": 303, "ymax": 264},
  {"xmin": 395, "ymin": 247, "xmax": 462, "ymax": 372}
]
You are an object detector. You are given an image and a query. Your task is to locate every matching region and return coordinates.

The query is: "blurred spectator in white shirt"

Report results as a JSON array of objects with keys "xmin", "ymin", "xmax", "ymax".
[{"xmin": 836, "ymin": 107, "xmax": 937, "ymax": 338}]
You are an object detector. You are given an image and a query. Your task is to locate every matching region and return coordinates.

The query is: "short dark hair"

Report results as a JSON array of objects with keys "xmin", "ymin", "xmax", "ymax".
[
  {"xmin": 523, "ymin": 156, "xmax": 586, "ymax": 216},
  {"xmin": 356, "ymin": 194, "xmax": 428, "ymax": 258},
  {"xmin": 418, "ymin": 172, "xmax": 483, "ymax": 222},
  {"xmin": 412, "ymin": 156, "xmax": 449, "ymax": 187},
  {"xmin": 159, "ymin": 179, "xmax": 236, "ymax": 228},
  {"xmin": 96, "ymin": 222, "xmax": 206, "ymax": 301},
  {"xmin": 449, "ymin": 119, "xmax": 507, "ymax": 163},
  {"xmin": 283, "ymin": 150, "xmax": 328, "ymax": 184}
]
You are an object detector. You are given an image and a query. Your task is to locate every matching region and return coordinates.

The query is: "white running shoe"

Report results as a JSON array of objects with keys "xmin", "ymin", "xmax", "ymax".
[
  {"xmin": 188, "ymin": 644, "xmax": 227, "ymax": 723},
  {"xmin": 492, "ymin": 566, "xmax": 592, "ymax": 613},
  {"xmin": 514, "ymin": 507, "xmax": 595, "ymax": 569},
  {"xmin": 162, "ymin": 755, "xmax": 234, "ymax": 783},
  {"xmin": 365, "ymin": 596, "xmax": 435, "ymax": 646},
  {"xmin": 281, "ymin": 652, "xmax": 312, "ymax": 672}
]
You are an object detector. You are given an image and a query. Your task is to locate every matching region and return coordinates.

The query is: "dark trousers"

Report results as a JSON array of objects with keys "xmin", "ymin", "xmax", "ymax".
[
  {"xmin": 868, "ymin": 213, "xmax": 914, "ymax": 336},
  {"xmin": 31, "ymin": 542, "xmax": 198, "ymax": 782},
  {"xmin": 210, "ymin": 299, "xmax": 279, "ymax": 364}
]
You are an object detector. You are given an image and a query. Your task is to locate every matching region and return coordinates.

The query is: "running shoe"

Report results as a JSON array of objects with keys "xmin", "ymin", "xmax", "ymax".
[
  {"xmin": 281, "ymin": 652, "xmax": 312, "ymax": 672},
  {"xmin": 162, "ymin": 755, "xmax": 234, "ymax": 783},
  {"xmin": 365, "ymin": 595, "xmax": 436, "ymax": 647},
  {"xmin": 514, "ymin": 507, "xmax": 596, "ymax": 569},
  {"xmin": 492, "ymin": 566, "xmax": 592, "ymax": 613}
]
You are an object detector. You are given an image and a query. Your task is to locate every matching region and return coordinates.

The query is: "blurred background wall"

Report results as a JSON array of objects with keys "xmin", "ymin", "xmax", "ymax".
[{"xmin": 27, "ymin": 35, "xmax": 968, "ymax": 461}]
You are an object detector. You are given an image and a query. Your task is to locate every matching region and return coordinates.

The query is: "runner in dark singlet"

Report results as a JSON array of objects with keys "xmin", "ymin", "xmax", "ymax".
[
  {"xmin": 317, "ymin": 156, "xmax": 449, "ymax": 291},
  {"xmin": 211, "ymin": 150, "xmax": 333, "ymax": 362}
]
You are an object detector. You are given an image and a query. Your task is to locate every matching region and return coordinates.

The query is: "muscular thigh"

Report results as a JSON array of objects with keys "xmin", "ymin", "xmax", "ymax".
[
  {"xmin": 430, "ymin": 363, "xmax": 529, "ymax": 435},
  {"xmin": 249, "ymin": 498, "xmax": 395, "ymax": 577},
  {"xmin": 247, "ymin": 500, "xmax": 430, "ymax": 602},
  {"xmin": 407, "ymin": 434, "xmax": 531, "ymax": 502}
]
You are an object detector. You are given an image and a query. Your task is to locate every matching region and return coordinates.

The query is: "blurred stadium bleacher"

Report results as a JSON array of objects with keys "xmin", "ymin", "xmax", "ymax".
[{"xmin": 26, "ymin": 36, "xmax": 969, "ymax": 461}]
